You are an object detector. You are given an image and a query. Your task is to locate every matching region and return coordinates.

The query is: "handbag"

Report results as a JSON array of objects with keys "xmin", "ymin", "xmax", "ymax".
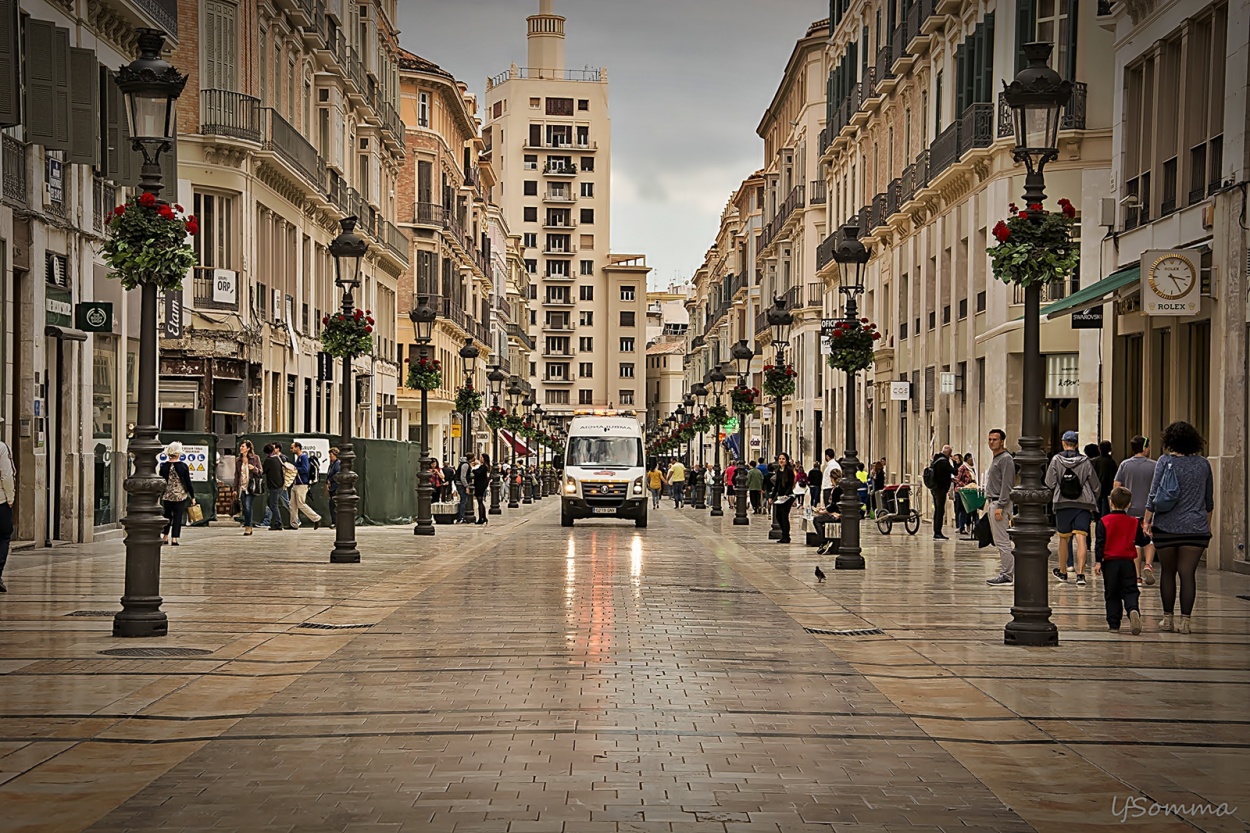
[
  {"xmin": 187, "ymin": 502, "xmax": 204, "ymax": 524},
  {"xmin": 975, "ymin": 513, "xmax": 994, "ymax": 548}
]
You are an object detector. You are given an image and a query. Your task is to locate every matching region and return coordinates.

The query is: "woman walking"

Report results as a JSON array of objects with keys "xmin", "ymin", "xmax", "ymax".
[
  {"xmin": 326, "ymin": 448, "xmax": 341, "ymax": 521},
  {"xmin": 1143, "ymin": 421, "xmax": 1214, "ymax": 634},
  {"xmin": 473, "ymin": 454, "xmax": 491, "ymax": 524},
  {"xmin": 647, "ymin": 463, "xmax": 664, "ymax": 508},
  {"xmin": 771, "ymin": 453, "xmax": 797, "ymax": 544},
  {"xmin": 954, "ymin": 453, "xmax": 978, "ymax": 535},
  {"xmin": 159, "ymin": 442, "xmax": 195, "ymax": 546},
  {"xmin": 234, "ymin": 440, "xmax": 263, "ymax": 535}
]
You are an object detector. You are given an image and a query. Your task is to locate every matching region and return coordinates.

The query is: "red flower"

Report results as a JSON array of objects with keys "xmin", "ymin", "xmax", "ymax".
[
  {"xmin": 366, "ymin": 309, "xmax": 372, "ymax": 315},
  {"xmin": 113, "ymin": 205, "xmax": 125, "ymax": 216},
  {"xmin": 1061, "ymin": 202, "xmax": 1076, "ymax": 219},
  {"xmin": 175, "ymin": 204, "xmax": 183, "ymax": 212},
  {"xmin": 322, "ymin": 316, "xmax": 330, "ymax": 325},
  {"xmin": 1008, "ymin": 203, "xmax": 1019, "ymax": 213},
  {"xmin": 992, "ymin": 220, "xmax": 1011, "ymax": 242},
  {"xmin": 1017, "ymin": 210, "xmax": 1029, "ymax": 221},
  {"xmin": 139, "ymin": 192, "xmax": 156, "ymax": 207},
  {"xmin": 366, "ymin": 317, "xmax": 374, "ymax": 325},
  {"xmin": 158, "ymin": 205, "xmax": 174, "ymax": 220},
  {"xmin": 185, "ymin": 219, "xmax": 199, "ymax": 235},
  {"xmin": 353, "ymin": 310, "xmax": 363, "ymax": 319},
  {"xmin": 1028, "ymin": 203, "xmax": 1043, "ymax": 213},
  {"xmin": 871, "ymin": 332, "xmax": 881, "ymax": 340},
  {"xmin": 861, "ymin": 318, "xmax": 869, "ymax": 323},
  {"xmin": 364, "ymin": 325, "xmax": 373, "ymax": 333}
]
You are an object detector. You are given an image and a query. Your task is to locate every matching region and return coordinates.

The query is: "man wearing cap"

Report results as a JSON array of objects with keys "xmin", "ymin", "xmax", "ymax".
[
  {"xmin": 1043, "ymin": 430, "xmax": 1101, "ymax": 587},
  {"xmin": 0, "ymin": 427, "xmax": 14, "ymax": 592}
]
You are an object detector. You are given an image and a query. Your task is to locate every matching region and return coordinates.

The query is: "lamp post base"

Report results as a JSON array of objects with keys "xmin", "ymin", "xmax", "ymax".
[
  {"xmin": 834, "ymin": 553, "xmax": 865, "ymax": 570},
  {"xmin": 113, "ymin": 609, "xmax": 168, "ymax": 638}
]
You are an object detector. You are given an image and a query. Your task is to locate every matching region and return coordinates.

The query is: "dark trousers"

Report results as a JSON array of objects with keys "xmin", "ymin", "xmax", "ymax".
[
  {"xmin": 932, "ymin": 489, "xmax": 948, "ymax": 534},
  {"xmin": 475, "ymin": 491, "xmax": 487, "ymax": 522},
  {"xmin": 267, "ymin": 489, "xmax": 284, "ymax": 530},
  {"xmin": 162, "ymin": 499, "xmax": 185, "ymax": 539},
  {"xmin": 749, "ymin": 490, "xmax": 762, "ymax": 513},
  {"xmin": 0, "ymin": 501, "xmax": 12, "ymax": 576},
  {"xmin": 1102, "ymin": 558, "xmax": 1140, "ymax": 628},
  {"xmin": 775, "ymin": 498, "xmax": 792, "ymax": 542},
  {"xmin": 328, "ymin": 494, "xmax": 337, "ymax": 521}
]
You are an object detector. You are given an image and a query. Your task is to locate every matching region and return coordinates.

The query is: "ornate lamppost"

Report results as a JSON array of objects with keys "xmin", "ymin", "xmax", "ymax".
[
  {"xmin": 507, "ymin": 377, "xmax": 523, "ymax": 508},
  {"xmin": 521, "ymin": 390, "xmax": 535, "ymax": 504},
  {"xmin": 831, "ymin": 226, "xmax": 871, "ymax": 569},
  {"xmin": 690, "ymin": 384, "xmax": 708, "ymax": 509},
  {"xmin": 112, "ymin": 30, "xmax": 187, "ymax": 638},
  {"xmin": 533, "ymin": 405, "xmax": 546, "ymax": 499},
  {"xmin": 327, "ymin": 219, "xmax": 368, "ymax": 563},
  {"xmin": 409, "ymin": 297, "xmax": 437, "ymax": 536},
  {"xmin": 487, "ymin": 364, "xmax": 506, "ymax": 515},
  {"xmin": 731, "ymin": 339, "xmax": 754, "ymax": 526},
  {"xmin": 458, "ymin": 335, "xmax": 479, "ymax": 456},
  {"xmin": 707, "ymin": 365, "xmax": 728, "ymax": 517},
  {"xmin": 765, "ymin": 295, "xmax": 794, "ymax": 540},
  {"xmin": 1002, "ymin": 42, "xmax": 1070, "ymax": 647}
]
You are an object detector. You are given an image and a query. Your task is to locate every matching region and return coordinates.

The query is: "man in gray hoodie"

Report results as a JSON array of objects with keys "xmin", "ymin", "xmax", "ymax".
[
  {"xmin": 1043, "ymin": 430, "xmax": 1101, "ymax": 586},
  {"xmin": 984, "ymin": 429, "xmax": 1017, "ymax": 586}
]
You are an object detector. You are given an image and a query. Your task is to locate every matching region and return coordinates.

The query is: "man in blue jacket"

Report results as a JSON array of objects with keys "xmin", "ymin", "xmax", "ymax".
[{"xmin": 289, "ymin": 441, "xmax": 322, "ymax": 531}]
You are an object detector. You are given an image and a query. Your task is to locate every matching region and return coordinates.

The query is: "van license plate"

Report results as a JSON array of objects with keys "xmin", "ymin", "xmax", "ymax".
[{"xmin": 592, "ymin": 508, "xmax": 616, "ymax": 515}]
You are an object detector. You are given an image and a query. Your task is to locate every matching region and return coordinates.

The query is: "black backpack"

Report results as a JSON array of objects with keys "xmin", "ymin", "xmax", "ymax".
[
  {"xmin": 307, "ymin": 454, "xmax": 320, "ymax": 484},
  {"xmin": 1058, "ymin": 466, "xmax": 1082, "ymax": 500},
  {"xmin": 922, "ymin": 465, "xmax": 934, "ymax": 490}
]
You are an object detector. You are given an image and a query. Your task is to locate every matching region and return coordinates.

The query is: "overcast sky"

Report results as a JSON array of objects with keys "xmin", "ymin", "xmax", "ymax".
[{"xmin": 396, "ymin": 0, "xmax": 826, "ymax": 290}]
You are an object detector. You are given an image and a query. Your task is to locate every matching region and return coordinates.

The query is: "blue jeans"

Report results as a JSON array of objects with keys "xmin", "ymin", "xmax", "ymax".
[
  {"xmin": 672, "ymin": 483, "xmax": 684, "ymax": 507},
  {"xmin": 263, "ymin": 489, "xmax": 289, "ymax": 528},
  {"xmin": 456, "ymin": 483, "xmax": 470, "ymax": 521},
  {"xmin": 240, "ymin": 493, "xmax": 256, "ymax": 527}
]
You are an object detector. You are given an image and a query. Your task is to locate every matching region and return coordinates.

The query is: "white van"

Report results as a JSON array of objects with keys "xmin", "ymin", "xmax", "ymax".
[{"xmin": 560, "ymin": 411, "xmax": 647, "ymax": 527}]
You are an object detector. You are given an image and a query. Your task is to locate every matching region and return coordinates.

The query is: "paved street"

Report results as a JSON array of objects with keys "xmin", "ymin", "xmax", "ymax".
[{"xmin": 1, "ymin": 501, "xmax": 1247, "ymax": 833}]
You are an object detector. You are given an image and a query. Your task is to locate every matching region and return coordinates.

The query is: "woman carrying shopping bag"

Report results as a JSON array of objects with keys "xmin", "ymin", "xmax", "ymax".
[{"xmin": 159, "ymin": 442, "xmax": 196, "ymax": 546}]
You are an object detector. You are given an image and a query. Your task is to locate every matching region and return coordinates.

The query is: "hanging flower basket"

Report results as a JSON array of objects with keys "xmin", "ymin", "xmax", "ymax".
[
  {"xmin": 320, "ymin": 308, "xmax": 374, "ymax": 359},
  {"xmin": 827, "ymin": 317, "xmax": 880, "ymax": 374},
  {"xmin": 731, "ymin": 385, "xmax": 759, "ymax": 416},
  {"xmin": 988, "ymin": 199, "xmax": 1079, "ymax": 287},
  {"xmin": 504, "ymin": 412, "xmax": 524, "ymax": 431},
  {"xmin": 485, "ymin": 405, "xmax": 507, "ymax": 430},
  {"xmin": 101, "ymin": 192, "xmax": 198, "ymax": 291},
  {"xmin": 692, "ymin": 415, "xmax": 711, "ymax": 434},
  {"xmin": 406, "ymin": 355, "xmax": 442, "ymax": 391},
  {"xmin": 762, "ymin": 364, "xmax": 797, "ymax": 398},
  {"xmin": 455, "ymin": 384, "xmax": 482, "ymax": 414},
  {"xmin": 706, "ymin": 403, "xmax": 730, "ymax": 428}
]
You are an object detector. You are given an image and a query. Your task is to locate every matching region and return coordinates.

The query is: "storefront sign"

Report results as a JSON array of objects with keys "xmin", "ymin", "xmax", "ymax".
[
  {"xmin": 294, "ymin": 437, "xmax": 331, "ymax": 470},
  {"xmin": 317, "ymin": 351, "xmax": 333, "ymax": 382},
  {"xmin": 1045, "ymin": 353, "xmax": 1080, "ymax": 399},
  {"xmin": 1142, "ymin": 249, "xmax": 1199, "ymax": 316},
  {"xmin": 163, "ymin": 288, "xmax": 183, "ymax": 338},
  {"xmin": 45, "ymin": 286, "xmax": 72, "ymax": 327},
  {"xmin": 1071, "ymin": 305, "xmax": 1103, "ymax": 329},
  {"xmin": 76, "ymin": 301, "xmax": 113, "ymax": 332},
  {"xmin": 211, "ymin": 269, "xmax": 237, "ymax": 305},
  {"xmin": 890, "ymin": 381, "xmax": 911, "ymax": 401},
  {"xmin": 819, "ymin": 318, "xmax": 838, "ymax": 356},
  {"xmin": 939, "ymin": 372, "xmax": 957, "ymax": 395},
  {"xmin": 158, "ymin": 444, "xmax": 210, "ymax": 481}
]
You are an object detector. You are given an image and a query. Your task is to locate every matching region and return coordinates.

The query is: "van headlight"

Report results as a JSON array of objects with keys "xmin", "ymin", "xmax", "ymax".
[
  {"xmin": 565, "ymin": 476, "xmax": 578, "ymax": 495},
  {"xmin": 632, "ymin": 476, "xmax": 644, "ymax": 495}
]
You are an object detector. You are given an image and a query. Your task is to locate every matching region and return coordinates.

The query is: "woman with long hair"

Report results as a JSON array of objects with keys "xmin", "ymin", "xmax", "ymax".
[
  {"xmin": 771, "ymin": 453, "xmax": 796, "ymax": 544},
  {"xmin": 1142, "ymin": 421, "xmax": 1213, "ymax": 634},
  {"xmin": 473, "ymin": 454, "xmax": 491, "ymax": 524},
  {"xmin": 234, "ymin": 440, "xmax": 263, "ymax": 535}
]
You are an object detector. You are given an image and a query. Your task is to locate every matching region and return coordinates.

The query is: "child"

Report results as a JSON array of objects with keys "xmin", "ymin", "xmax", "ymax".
[{"xmin": 1094, "ymin": 486, "xmax": 1150, "ymax": 634}]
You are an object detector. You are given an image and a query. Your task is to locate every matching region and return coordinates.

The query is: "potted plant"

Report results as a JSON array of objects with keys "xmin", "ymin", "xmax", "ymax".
[
  {"xmin": 485, "ymin": 405, "xmax": 507, "ymax": 430},
  {"xmin": 321, "ymin": 308, "xmax": 374, "ymax": 359},
  {"xmin": 762, "ymin": 363, "xmax": 797, "ymax": 398},
  {"xmin": 827, "ymin": 318, "xmax": 881, "ymax": 374},
  {"xmin": 101, "ymin": 192, "xmax": 198, "ymax": 290},
  {"xmin": 406, "ymin": 355, "xmax": 442, "ymax": 390},
  {"xmin": 731, "ymin": 385, "xmax": 759, "ymax": 416},
  {"xmin": 988, "ymin": 198, "xmax": 1079, "ymax": 287}
]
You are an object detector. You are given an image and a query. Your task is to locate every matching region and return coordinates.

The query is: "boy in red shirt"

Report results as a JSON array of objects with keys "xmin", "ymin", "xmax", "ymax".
[{"xmin": 1095, "ymin": 486, "xmax": 1150, "ymax": 634}]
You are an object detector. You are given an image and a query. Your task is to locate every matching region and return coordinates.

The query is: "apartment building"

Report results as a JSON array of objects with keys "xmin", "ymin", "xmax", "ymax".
[
  {"xmin": 643, "ymin": 287, "xmax": 689, "ymax": 427},
  {"xmin": 483, "ymin": 0, "xmax": 649, "ymax": 420},
  {"xmin": 0, "ymin": 0, "xmax": 180, "ymax": 544},
  {"xmin": 397, "ymin": 48, "xmax": 498, "ymax": 462},
  {"xmin": 165, "ymin": 0, "xmax": 408, "ymax": 450},
  {"xmin": 814, "ymin": 0, "xmax": 1113, "ymax": 498}
]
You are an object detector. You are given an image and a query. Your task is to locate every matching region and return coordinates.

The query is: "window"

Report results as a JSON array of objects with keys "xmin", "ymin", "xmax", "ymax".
[
  {"xmin": 958, "ymin": 298, "xmax": 968, "ymax": 320},
  {"xmin": 546, "ymin": 97, "xmax": 574, "ymax": 116},
  {"xmin": 620, "ymin": 311, "xmax": 636, "ymax": 327},
  {"xmin": 525, "ymin": 258, "xmax": 537, "ymax": 274},
  {"xmin": 976, "ymin": 290, "xmax": 987, "ymax": 313},
  {"xmin": 579, "ymin": 336, "xmax": 593, "ymax": 351},
  {"xmin": 580, "ymin": 156, "xmax": 594, "ymax": 172},
  {"xmin": 579, "ymin": 285, "xmax": 594, "ymax": 301},
  {"xmin": 577, "ymin": 99, "xmax": 589, "ymax": 111},
  {"xmin": 579, "ymin": 389, "xmax": 594, "ymax": 405},
  {"xmin": 580, "ymin": 208, "xmax": 594, "ymax": 224},
  {"xmin": 580, "ymin": 234, "xmax": 594, "ymax": 249},
  {"xmin": 204, "ymin": 0, "xmax": 238, "ymax": 91},
  {"xmin": 418, "ymin": 92, "xmax": 430, "ymax": 127},
  {"xmin": 580, "ymin": 260, "xmax": 594, "ymax": 275},
  {"xmin": 529, "ymin": 97, "xmax": 540, "ymax": 108},
  {"xmin": 580, "ymin": 182, "xmax": 594, "ymax": 197},
  {"xmin": 492, "ymin": 101, "xmax": 503, "ymax": 118},
  {"xmin": 619, "ymin": 390, "xmax": 635, "ymax": 406},
  {"xmin": 620, "ymin": 286, "xmax": 636, "ymax": 302},
  {"xmin": 579, "ymin": 311, "xmax": 594, "ymax": 326},
  {"xmin": 193, "ymin": 192, "xmax": 234, "ymax": 270},
  {"xmin": 620, "ymin": 337, "xmax": 635, "ymax": 352},
  {"xmin": 619, "ymin": 363, "xmax": 635, "ymax": 378},
  {"xmin": 523, "ymin": 206, "xmax": 537, "ymax": 222},
  {"xmin": 942, "ymin": 305, "xmax": 951, "ymax": 325},
  {"xmin": 523, "ymin": 180, "xmax": 537, "ymax": 196},
  {"xmin": 523, "ymin": 153, "xmax": 538, "ymax": 170},
  {"xmin": 523, "ymin": 233, "xmax": 537, "ymax": 248},
  {"xmin": 579, "ymin": 362, "xmax": 594, "ymax": 377},
  {"xmin": 546, "ymin": 389, "xmax": 570, "ymax": 405}
]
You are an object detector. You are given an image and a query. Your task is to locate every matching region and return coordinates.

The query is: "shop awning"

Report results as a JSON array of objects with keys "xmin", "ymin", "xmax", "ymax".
[{"xmin": 1042, "ymin": 264, "xmax": 1140, "ymax": 319}]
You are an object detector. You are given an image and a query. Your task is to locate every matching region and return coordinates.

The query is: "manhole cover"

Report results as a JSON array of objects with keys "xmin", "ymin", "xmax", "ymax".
[
  {"xmin": 804, "ymin": 627, "xmax": 886, "ymax": 636},
  {"xmin": 295, "ymin": 622, "xmax": 375, "ymax": 630},
  {"xmin": 98, "ymin": 647, "xmax": 215, "ymax": 658},
  {"xmin": 65, "ymin": 610, "xmax": 116, "ymax": 617},
  {"xmin": 689, "ymin": 587, "xmax": 762, "ymax": 594}
]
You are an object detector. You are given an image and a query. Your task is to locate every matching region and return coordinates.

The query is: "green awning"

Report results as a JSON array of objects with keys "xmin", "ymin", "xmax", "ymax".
[{"xmin": 1043, "ymin": 264, "xmax": 1140, "ymax": 319}]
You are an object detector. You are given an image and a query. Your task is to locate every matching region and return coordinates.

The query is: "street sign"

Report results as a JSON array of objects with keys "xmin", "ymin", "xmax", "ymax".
[
  {"xmin": 294, "ymin": 437, "xmax": 331, "ymax": 471},
  {"xmin": 939, "ymin": 372, "xmax": 956, "ymax": 395},
  {"xmin": 451, "ymin": 423, "xmax": 462, "ymax": 438},
  {"xmin": 890, "ymin": 381, "xmax": 910, "ymax": 401},
  {"xmin": 820, "ymin": 317, "xmax": 838, "ymax": 356},
  {"xmin": 317, "ymin": 351, "xmax": 334, "ymax": 382},
  {"xmin": 163, "ymin": 288, "xmax": 183, "ymax": 338},
  {"xmin": 76, "ymin": 301, "xmax": 113, "ymax": 332},
  {"xmin": 1071, "ymin": 306, "xmax": 1103, "ymax": 329}
]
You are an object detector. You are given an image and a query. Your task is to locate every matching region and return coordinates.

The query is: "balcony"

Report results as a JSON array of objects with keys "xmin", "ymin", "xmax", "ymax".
[
  {"xmin": 381, "ymin": 101, "xmax": 405, "ymax": 147},
  {"xmin": 200, "ymin": 89, "xmax": 262, "ymax": 142},
  {"xmin": 542, "ymin": 162, "xmax": 578, "ymax": 176},
  {"xmin": 1012, "ymin": 278, "xmax": 1080, "ymax": 305},
  {"xmin": 543, "ymin": 191, "xmax": 576, "ymax": 203},
  {"xmin": 541, "ymin": 320, "xmax": 575, "ymax": 333},
  {"xmin": 542, "ymin": 374, "xmax": 575, "ymax": 384},
  {"xmin": 542, "ymin": 245, "xmax": 576, "ymax": 257},
  {"xmin": 1, "ymin": 134, "xmax": 27, "ymax": 207},
  {"xmin": 261, "ymin": 107, "xmax": 326, "ymax": 192},
  {"xmin": 875, "ymin": 45, "xmax": 897, "ymax": 93},
  {"xmin": 381, "ymin": 220, "xmax": 409, "ymax": 266},
  {"xmin": 541, "ymin": 345, "xmax": 575, "ymax": 358},
  {"xmin": 507, "ymin": 322, "xmax": 534, "ymax": 352},
  {"xmin": 929, "ymin": 120, "xmax": 961, "ymax": 179},
  {"xmin": 542, "ymin": 295, "xmax": 575, "ymax": 307},
  {"xmin": 890, "ymin": 22, "xmax": 914, "ymax": 74},
  {"xmin": 192, "ymin": 266, "xmax": 239, "ymax": 310},
  {"xmin": 805, "ymin": 281, "xmax": 825, "ymax": 309},
  {"xmin": 543, "ymin": 270, "xmax": 575, "ymax": 281},
  {"xmin": 119, "ymin": 0, "xmax": 178, "ymax": 39},
  {"xmin": 960, "ymin": 102, "xmax": 995, "ymax": 155},
  {"xmin": 906, "ymin": 0, "xmax": 937, "ymax": 54},
  {"xmin": 809, "ymin": 180, "xmax": 827, "ymax": 205},
  {"xmin": 886, "ymin": 177, "xmax": 902, "ymax": 217},
  {"xmin": 758, "ymin": 184, "xmax": 806, "ymax": 252},
  {"xmin": 542, "ymin": 218, "xmax": 578, "ymax": 231},
  {"xmin": 414, "ymin": 201, "xmax": 446, "ymax": 228}
]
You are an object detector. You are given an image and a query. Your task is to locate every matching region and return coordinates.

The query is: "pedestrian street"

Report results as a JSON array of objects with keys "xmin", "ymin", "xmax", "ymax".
[{"xmin": 0, "ymin": 500, "xmax": 1247, "ymax": 833}]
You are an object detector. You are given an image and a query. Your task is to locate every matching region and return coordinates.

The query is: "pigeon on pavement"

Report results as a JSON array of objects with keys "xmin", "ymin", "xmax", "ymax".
[{"xmin": 815, "ymin": 566, "xmax": 826, "ymax": 583}]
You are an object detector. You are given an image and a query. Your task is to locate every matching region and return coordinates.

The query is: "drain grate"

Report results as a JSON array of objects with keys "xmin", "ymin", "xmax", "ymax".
[
  {"xmin": 65, "ymin": 610, "xmax": 116, "ymax": 617},
  {"xmin": 98, "ymin": 647, "xmax": 215, "ymax": 658},
  {"xmin": 295, "ymin": 622, "xmax": 375, "ymax": 630},
  {"xmin": 804, "ymin": 627, "xmax": 886, "ymax": 636},
  {"xmin": 689, "ymin": 587, "xmax": 762, "ymax": 594}
]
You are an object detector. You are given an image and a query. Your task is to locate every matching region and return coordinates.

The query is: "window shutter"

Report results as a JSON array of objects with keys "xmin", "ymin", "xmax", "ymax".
[
  {"xmin": 50, "ymin": 26, "xmax": 71, "ymax": 151},
  {"xmin": 924, "ymin": 365, "xmax": 935, "ymax": 411},
  {"xmin": 982, "ymin": 13, "xmax": 996, "ymax": 103},
  {"xmin": 159, "ymin": 112, "xmax": 179, "ymax": 199},
  {"xmin": 1015, "ymin": 0, "xmax": 1036, "ymax": 74},
  {"xmin": 24, "ymin": 20, "xmax": 57, "ymax": 146},
  {"xmin": 68, "ymin": 48, "xmax": 99, "ymax": 166},
  {"xmin": 103, "ymin": 67, "xmax": 121, "ymax": 180},
  {"xmin": 115, "ymin": 75, "xmax": 140, "ymax": 188},
  {"xmin": 0, "ymin": 0, "xmax": 17, "ymax": 127}
]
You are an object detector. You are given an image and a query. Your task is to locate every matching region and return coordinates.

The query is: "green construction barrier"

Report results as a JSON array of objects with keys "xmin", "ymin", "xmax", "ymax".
[{"xmin": 158, "ymin": 431, "xmax": 217, "ymax": 525}]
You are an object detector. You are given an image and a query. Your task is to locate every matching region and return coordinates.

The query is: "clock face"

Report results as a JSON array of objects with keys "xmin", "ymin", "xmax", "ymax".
[{"xmin": 1149, "ymin": 255, "xmax": 1196, "ymax": 301}]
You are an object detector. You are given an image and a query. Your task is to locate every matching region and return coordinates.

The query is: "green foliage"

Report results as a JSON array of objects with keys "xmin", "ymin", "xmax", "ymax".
[
  {"xmin": 827, "ymin": 317, "xmax": 880, "ymax": 374},
  {"xmin": 320, "ymin": 309, "xmax": 374, "ymax": 359},
  {"xmin": 731, "ymin": 385, "xmax": 759, "ymax": 416},
  {"xmin": 989, "ymin": 199, "xmax": 1080, "ymax": 287},
  {"xmin": 455, "ymin": 384, "xmax": 483, "ymax": 414},
  {"xmin": 762, "ymin": 364, "xmax": 797, "ymax": 398},
  {"xmin": 706, "ymin": 403, "xmax": 730, "ymax": 427},
  {"xmin": 406, "ymin": 356, "xmax": 442, "ymax": 390},
  {"xmin": 101, "ymin": 192, "xmax": 197, "ymax": 291}
]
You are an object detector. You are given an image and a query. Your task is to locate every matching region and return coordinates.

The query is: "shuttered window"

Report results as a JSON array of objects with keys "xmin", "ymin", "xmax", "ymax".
[
  {"xmin": 204, "ymin": 0, "xmax": 238, "ymax": 92},
  {"xmin": 0, "ymin": 0, "xmax": 18, "ymax": 127},
  {"xmin": 67, "ymin": 48, "xmax": 98, "ymax": 165},
  {"xmin": 24, "ymin": 20, "xmax": 57, "ymax": 147}
]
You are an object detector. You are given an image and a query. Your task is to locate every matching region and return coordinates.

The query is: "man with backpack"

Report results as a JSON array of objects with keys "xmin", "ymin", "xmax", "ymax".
[
  {"xmin": 925, "ymin": 445, "xmax": 955, "ymax": 540},
  {"xmin": 1044, "ymin": 430, "xmax": 1101, "ymax": 586},
  {"xmin": 289, "ymin": 441, "xmax": 322, "ymax": 531}
]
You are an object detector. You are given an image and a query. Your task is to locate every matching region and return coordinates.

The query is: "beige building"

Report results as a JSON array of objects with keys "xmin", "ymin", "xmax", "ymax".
[
  {"xmin": 483, "ymin": 0, "xmax": 649, "ymax": 420},
  {"xmin": 644, "ymin": 285, "xmax": 690, "ymax": 428}
]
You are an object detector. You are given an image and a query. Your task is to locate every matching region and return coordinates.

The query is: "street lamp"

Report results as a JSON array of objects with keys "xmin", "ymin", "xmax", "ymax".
[
  {"xmin": 730, "ymin": 339, "xmax": 754, "ymax": 527},
  {"xmin": 458, "ymin": 337, "xmax": 479, "ymax": 519},
  {"xmin": 1002, "ymin": 42, "xmax": 1070, "ymax": 647},
  {"xmin": 690, "ymin": 385, "xmax": 707, "ymax": 509},
  {"xmin": 831, "ymin": 224, "xmax": 872, "ymax": 570},
  {"xmin": 521, "ymin": 390, "xmax": 535, "ymax": 504},
  {"xmin": 507, "ymin": 377, "xmax": 523, "ymax": 508},
  {"xmin": 409, "ymin": 297, "xmax": 437, "ymax": 536},
  {"xmin": 487, "ymin": 364, "xmax": 507, "ymax": 515},
  {"xmin": 765, "ymin": 294, "xmax": 794, "ymax": 540},
  {"xmin": 328, "ymin": 216, "xmax": 368, "ymax": 564},
  {"xmin": 113, "ymin": 30, "xmax": 186, "ymax": 638},
  {"xmin": 707, "ymin": 364, "xmax": 727, "ymax": 517},
  {"xmin": 682, "ymin": 392, "xmax": 695, "ymax": 470},
  {"xmin": 533, "ymin": 405, "xmax": 546, "ymax": 499}
]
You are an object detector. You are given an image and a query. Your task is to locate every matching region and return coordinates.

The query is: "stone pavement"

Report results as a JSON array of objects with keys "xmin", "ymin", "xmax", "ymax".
[{"xmin": 0, "ymin": 498, "xmax": 1247, "ymax": 833}]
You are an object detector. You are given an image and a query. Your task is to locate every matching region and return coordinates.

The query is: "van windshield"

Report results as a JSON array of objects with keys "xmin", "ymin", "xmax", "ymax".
[{"xmin": 567, "ymin": 437, "xmax": 643, "ymax": 468}]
